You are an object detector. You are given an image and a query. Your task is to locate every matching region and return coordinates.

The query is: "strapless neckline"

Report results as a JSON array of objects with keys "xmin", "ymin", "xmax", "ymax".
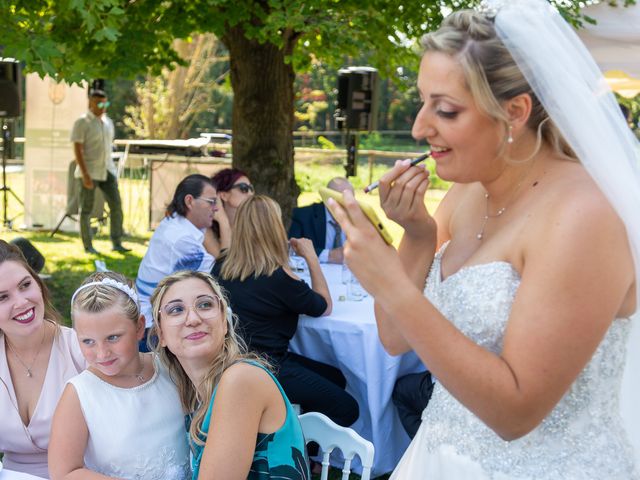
[{"xmin": 436, "ymin": 241, "xmax": 520, "ymax": 284}]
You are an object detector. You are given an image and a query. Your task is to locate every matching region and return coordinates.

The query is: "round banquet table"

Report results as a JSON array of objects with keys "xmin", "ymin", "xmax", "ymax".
[{"xmin": 289, "ymin": 263, "xmax": 425, "ymax": 476}]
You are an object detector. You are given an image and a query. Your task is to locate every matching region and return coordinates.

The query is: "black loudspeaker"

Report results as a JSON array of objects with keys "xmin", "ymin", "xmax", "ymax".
[
  {"xmin": 335, "ymin": 67, "xmax": 379, "ymax": 131},
  {"xmin": 0, "ymin": 60, "xmax": 22, "ymax": 118},
  {"xmin": 10, "ymin": 237, "xmax": 45, "ymax": 274}
]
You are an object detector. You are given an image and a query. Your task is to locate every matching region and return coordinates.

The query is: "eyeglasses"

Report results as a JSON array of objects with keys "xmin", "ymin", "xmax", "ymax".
[
  {"xmin": 230, "ymin": 182, "xmax": 254, "ymax": 194},
  {"xmin": 196, "ymin": 196, "xmax": 218, "ymax": 207},
  {"xmin": 162, "ymin": 295, "xmax": 221, "ymax": 325},
  {"xmin": 97, "ymin": 101, "xmax": 111, "ymax": 109}
]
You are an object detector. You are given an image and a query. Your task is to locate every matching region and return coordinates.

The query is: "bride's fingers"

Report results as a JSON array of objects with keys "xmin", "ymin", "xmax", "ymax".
[
  {"xmin": 396, "ymin": 168, "xmax": 430, "ymax": 212},
  {"xmin": 382, "ymin": 165, "xmax": 428, "ymax": 212},
  {"xmin": 342, "ymin": 190, "xmax": 380, "ymax": 240},
  {"xmin": 379, "ymin": 159, "xmax": 413, "ymax": 203},
  {"xmin": 326, "ymin": 198, "xmax": 353, "ymax": 234},
  {"xmin": 411, "ymin": 174, "xmax": 431, "ymax": 210},
  {"xmin": 327, "ymin": 192, "xmax": 376, "ymax": 244}
]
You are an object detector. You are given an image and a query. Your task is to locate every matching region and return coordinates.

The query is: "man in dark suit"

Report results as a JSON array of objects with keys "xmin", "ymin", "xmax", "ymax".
[{"xmin": 288, "ymin": 177, "xmax": 353, "ymax": 264}]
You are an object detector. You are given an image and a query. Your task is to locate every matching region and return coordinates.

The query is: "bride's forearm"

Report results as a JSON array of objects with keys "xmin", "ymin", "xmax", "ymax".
[
  {"xmin": 398, "ymin": 231, "xmax": 436, "ymax": 288},
  {"xmin": 374, "ymin": 232, "xmax": 436, "ymax": 354},
  {"xmin": 377, "ymin": 284, "xmax": 547, "ymax": 441}
]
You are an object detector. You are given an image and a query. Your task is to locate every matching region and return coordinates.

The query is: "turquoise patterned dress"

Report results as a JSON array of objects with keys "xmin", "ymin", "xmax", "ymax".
[{"xmin": 191, "ymin": 361, "xmax": 310, "ymax": 479}]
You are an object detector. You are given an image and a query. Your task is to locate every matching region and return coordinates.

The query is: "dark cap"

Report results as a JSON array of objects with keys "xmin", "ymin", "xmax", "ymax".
[{"xmin": 89, "ymin": 89, "xmax": 107, "ymax": 98}]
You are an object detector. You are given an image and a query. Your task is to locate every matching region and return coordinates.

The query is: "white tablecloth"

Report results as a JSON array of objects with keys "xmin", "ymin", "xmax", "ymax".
[{"xmin": 289, "ymin": 264, "xmax": 425, "ymax": 476}]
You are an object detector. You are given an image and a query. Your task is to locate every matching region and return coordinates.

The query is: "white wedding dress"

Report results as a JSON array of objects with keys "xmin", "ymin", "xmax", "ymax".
[{"xmin": 391, "ymin": 243, "xmax": 638, "ymax": 479}]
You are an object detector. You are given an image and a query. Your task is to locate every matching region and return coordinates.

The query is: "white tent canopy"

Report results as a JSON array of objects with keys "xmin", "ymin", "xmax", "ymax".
[{"xmin": 577, "ymin": 2, "xmax": 640, "ymax": 83}]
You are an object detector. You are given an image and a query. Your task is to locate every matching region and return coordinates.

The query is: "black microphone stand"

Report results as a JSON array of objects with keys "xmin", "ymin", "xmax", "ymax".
[{"xmin": 1, "ymin": 119, "xmax": 25, "ymax": 229}]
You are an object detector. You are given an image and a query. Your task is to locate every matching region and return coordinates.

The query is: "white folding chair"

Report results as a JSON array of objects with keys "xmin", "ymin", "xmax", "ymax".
[{"xmin": 298, "ymin": 412, "xmax": 375, "ymax": 480}]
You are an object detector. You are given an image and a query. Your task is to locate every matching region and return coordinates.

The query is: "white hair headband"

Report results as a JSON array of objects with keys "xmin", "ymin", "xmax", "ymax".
[{"xmin": 71, "ymin": 278, "xmax": 139, "ymax": 309}]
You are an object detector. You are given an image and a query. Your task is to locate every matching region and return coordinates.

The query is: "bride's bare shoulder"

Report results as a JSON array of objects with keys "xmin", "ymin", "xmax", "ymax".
[
  {"xmin": 528, "ymin": 159, "xmax": 629, "ymax": 253},
  {"xmin": 538, "ymin": 160, "xmax": 615, "ymax": 216}
]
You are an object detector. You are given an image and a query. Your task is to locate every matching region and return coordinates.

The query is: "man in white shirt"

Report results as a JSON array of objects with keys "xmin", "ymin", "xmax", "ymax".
[
  {"xmin": 70, "ymin": 89, "xmax": 128, "ymax": 254},
  {"xmin": 135, "ymin": 174, "xmax": 218, "ymax": 351},
  {"xmin": 288, "ymin": 177, "xmax": 353, "ymax": 264}
]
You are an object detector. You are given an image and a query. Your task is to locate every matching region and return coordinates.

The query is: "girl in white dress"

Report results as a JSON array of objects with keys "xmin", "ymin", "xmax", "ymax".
[
  {"xmin": 328, "ymin": 0, "xmax": 640, "ymax": 478},
  {"xmin": 48, "ymin": 272, "xmax": 190, "ymax": 480}
]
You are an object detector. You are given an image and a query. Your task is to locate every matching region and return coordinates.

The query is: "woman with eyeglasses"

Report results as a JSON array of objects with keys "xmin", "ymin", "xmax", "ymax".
[
  {"xmin": 135, "ymin": 174, "xmax": 221, "ymax": 351},
  {"xmin": 150, "ymin": 270, "xmax": 310, "ymax": 479},
  {"xmin": 212, "ymin": 195, "xmax": 359, "ymax": 430},
  {"xmin": 206, "ymin": 168, "xmax": 255, "ymax": 258}
]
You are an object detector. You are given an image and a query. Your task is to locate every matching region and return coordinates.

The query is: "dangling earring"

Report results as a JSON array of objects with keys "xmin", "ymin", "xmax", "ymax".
[{"xmin": 507, "ymin": 124, "xmax": 514, "ymax": 144}]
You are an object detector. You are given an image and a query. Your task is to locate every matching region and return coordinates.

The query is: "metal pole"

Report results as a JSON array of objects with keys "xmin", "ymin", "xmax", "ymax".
[{"xmin": 2, "ymin": 120, "xmax": 9, "ymax": 227}]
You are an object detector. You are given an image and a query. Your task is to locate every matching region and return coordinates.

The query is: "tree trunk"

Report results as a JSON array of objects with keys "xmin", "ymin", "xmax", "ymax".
[{"xmin": 223, "ymin": 26, "xmax": 299, "ymax": 227}]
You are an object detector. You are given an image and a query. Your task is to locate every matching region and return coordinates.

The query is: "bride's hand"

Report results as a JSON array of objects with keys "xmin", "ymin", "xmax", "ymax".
[
  {"xmin": 328, "ymin": 191, "xmax": 404, "ymax": 298},
  {"xmin": 378, "ymin": 159, "xmax": 434, "ymax": 237}
]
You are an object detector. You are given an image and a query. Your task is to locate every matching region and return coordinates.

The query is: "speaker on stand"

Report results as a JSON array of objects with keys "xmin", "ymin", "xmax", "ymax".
[
  {"xmin": 334, "ymin": 67, "xmax": 379, "ymax": 178},
  {"xmin": 0, "ymin": 58, "xmax": 25, "ymax": 229}
]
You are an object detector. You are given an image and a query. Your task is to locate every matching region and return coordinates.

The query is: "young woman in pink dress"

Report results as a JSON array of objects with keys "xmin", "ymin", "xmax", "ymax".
[{"xmin": 0, "ymin": 240, "xmax": 85, "ymax": 478}]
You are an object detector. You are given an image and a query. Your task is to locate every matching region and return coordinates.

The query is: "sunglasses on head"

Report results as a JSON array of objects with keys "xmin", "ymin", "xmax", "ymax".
[
  {"xmin": 230, "ymin": 182, "xmax": 254, "ymax": 194},
  {"xmin": 97, "ymin": 101, "xmax": 111, "ymax": 109}
]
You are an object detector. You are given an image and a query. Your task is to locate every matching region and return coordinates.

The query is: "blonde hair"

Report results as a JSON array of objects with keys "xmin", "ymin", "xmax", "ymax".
[
  {"xmin": 71, "ymin": 271, "xmax": 139, "ymax": 324},
  {"xmin": 422, "ymin": 10, "xmax": 576, "ymax": 162},
  {"xmin": 149, "ymin": 270, "xmax": 267, "ymax": 449},
  {"xmin": 219, "ymin": 195, "xmax": 290, "ymax": 281}
]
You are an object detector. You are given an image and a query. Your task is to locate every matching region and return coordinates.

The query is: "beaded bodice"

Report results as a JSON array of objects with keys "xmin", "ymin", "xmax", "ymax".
[{"xmin": 419, "ymin": 242, "xmax": 638, "ymax": 479}]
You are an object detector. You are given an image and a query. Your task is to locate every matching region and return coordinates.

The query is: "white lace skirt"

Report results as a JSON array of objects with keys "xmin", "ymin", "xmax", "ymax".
[{"xmin": 390, "ymin": 422, "xmax": 531, "ymax": 480}]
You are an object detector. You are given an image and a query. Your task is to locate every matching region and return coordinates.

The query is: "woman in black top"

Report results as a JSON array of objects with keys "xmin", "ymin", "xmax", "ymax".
[{"xmin": 212, "ymin": 195, "xmax": 359, "ymax": 427}]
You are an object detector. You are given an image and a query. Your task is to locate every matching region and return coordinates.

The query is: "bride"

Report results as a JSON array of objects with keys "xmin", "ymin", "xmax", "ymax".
[{"xmin": 329, "ymin": 0, "xmax": 640, "ymax": 478}]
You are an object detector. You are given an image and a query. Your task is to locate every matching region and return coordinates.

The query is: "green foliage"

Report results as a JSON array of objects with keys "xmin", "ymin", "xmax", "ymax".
[
  {"xmin": 616, "ymin": 93, "xmax": 640, "ymax": 137},
  {"xmin": 1, "ymin": 0, "xmax": 185, "ymax": 81},
  {"xmin": 123, "ymin": 34, "xmax": 228, "ymax": 140},
  {"xmin": 2, "ymin": 0, "xmax": 594, "ymax": 84},
  {"xmin": 317, "ymin": 136, "xmax": 337, "ymax": 150},
  {"xmin": 358, "ymin": 132, "xmax": 384, "ymax": 150}
]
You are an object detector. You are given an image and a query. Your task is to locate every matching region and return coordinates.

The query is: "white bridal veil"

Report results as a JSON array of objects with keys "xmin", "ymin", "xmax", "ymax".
[{"xmin": 486, "ymin": 0, "xmax": 640, "ymax": 464}]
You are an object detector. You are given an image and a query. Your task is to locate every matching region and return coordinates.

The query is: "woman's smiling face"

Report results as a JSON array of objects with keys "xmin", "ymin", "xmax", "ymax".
[
  {"xmin": 158, "ymin": 277, "xmax": 227, "ymax": 364},
  {"xmin": 412, "ymin": 51, "xmax": 505, "ymax": 184},
  {"xmin": 0, "ymin": 260, "xmax": 45, "ymax": 338}
]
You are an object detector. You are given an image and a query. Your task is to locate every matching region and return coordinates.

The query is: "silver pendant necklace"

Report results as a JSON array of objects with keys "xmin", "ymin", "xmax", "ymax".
[
  {"xmin": 5, "ymin": 325, "xmax": 47, "ymax": 378},
  {"xmin": 118, "ymin": 355, "xmax": 146, "ymax": 383},
  {"xmin": 477, "ymin": 192, "xmax": 507, "ymax": 240},
  {"xmin": 477, "ymin": 160, "xmax": 540, "ymax": 241}
]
